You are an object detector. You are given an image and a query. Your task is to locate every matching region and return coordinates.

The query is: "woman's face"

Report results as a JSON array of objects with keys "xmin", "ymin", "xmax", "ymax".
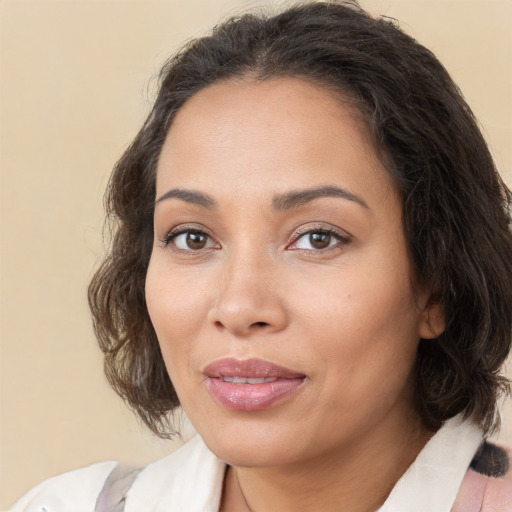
[{"xmin": 146, "ymin": 77, "xmax": 435, "ymax": 467}]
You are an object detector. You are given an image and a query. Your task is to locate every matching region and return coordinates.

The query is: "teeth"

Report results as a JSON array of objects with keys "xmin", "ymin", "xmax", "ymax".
[
  {"xmin": 221, "ymin": 376, "xmax": 278, "ymax": 384},
  {"xmin": 226, "ymin": 377, "xmax": 247, "ymax": 384}
]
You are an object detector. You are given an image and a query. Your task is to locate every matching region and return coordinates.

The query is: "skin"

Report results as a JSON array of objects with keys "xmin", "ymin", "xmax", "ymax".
[{"xmin": 145, "ymin": 77, "xmax": 445, "ymax": 512}]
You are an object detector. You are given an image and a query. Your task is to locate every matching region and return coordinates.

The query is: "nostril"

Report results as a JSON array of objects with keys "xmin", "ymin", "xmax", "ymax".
[{"xmin": 212, "ymin": 320, "xmax": 269, "ymax": 331}]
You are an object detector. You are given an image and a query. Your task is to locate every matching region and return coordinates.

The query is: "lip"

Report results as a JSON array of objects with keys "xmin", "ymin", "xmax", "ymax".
[{"xmin": 203, "ymin": 358, "xmax": 306, "ymax": 411}]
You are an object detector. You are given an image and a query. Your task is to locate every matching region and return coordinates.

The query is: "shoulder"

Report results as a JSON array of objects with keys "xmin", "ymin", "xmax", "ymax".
[
  {"xmin": 452, "ymin": 441, "xmax": 512, "ymax": 512},
  {"xmin": 8, "ymin": 436, "xmax": 226, "ymax": 512},
  {"xmin": 124, "ymin": 435, "xmax": 225, "ymax": 511},
  {"xmin": 9, "ymin": 460, "xmax": 118, "ymax": 512}
]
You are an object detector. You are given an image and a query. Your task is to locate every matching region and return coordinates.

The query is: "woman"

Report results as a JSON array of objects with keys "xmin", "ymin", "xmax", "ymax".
[{"xmin": 11, "ymin": 1, "xmax": 512, "ymax": 511}]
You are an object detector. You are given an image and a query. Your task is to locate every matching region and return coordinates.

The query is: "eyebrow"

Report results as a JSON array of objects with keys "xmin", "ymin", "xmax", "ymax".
[
  {"xmin": 272, "ymin": 185, "xmax": 370, "ymax": 211},
  {"xmin": 155, "ymin": 188, "xmax": 217, "ymax": 209},
  {"xmin": 155, "ymin": 185, "xmax": 369, "ymax": 211}
]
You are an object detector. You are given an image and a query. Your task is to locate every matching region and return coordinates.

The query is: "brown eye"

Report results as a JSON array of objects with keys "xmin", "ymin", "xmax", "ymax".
[
  {"xmin": 289, "ymin": 228, "xmax": 348, "ymax": 252},
  {"xmin": 309, "ymin": 232, "xmax": 331, "ymax": 249},
  {"xmin": 164, "ymin": 229, "xmax": 217, "ymax": 251},
  {"xmin": 186, "ymin": 232, "xmax": 207, "ymax": 250}
]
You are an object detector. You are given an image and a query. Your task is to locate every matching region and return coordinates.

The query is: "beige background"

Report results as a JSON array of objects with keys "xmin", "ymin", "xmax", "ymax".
[{"xmin": 1, "ymin": 0, "xmax": 511, "ymax": 508}]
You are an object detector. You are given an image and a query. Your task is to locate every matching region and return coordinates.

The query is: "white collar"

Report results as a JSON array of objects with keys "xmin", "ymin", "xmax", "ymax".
[
  {"xmin": 126, "ymin": 417, "xmax": 482, "ymax": 512},
  {"xmin": 126, "ymin": 434, "xmax": 225, "ymax": 512},
  {"xmin": 378, "ymin": 416, "xmax": 482, "ymax": 512}
]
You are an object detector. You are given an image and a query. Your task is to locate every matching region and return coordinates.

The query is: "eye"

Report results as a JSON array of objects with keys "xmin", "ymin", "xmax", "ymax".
[
  {"xmin": 162, "ymin": 228, "xmax": 219, "ymax": 251},
  {"xmin": 288, "ymin": 228, "xmax": 349, "ymax": 252}
]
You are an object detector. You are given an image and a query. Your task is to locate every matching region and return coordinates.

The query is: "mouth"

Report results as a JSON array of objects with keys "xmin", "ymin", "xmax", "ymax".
[
  {"xmin": 220, "ymin": 376, "xmax": 282, "ymax": 384},
  {"xmin": 203, "ymin": 358, "xmax": 306, "ymax": 411}
]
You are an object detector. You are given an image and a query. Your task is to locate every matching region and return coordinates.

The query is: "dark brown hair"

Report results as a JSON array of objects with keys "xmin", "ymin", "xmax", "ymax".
[{"xmin": 89, "ymin": 0, "xmax": 512, "ymax": 438}]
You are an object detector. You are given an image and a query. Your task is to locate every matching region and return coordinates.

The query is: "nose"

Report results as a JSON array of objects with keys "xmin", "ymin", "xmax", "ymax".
[{"xmin": 207, "ymin": 251, "xmax": 288, "ymax": 338}]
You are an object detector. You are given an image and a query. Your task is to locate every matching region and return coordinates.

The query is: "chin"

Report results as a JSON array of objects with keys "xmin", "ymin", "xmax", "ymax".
[
  {"xmin": 194, "ymin": 417, "xmax": 310, "ymax": 468},
  {"xmin": 209, "ymin": 438, "xmax": 302, "ymax": 468}
]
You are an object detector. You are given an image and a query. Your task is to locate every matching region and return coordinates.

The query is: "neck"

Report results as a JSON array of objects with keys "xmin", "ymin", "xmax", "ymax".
[{"xmin": 220, "ymin": 412, "xmax": 433, "ymax": 512}]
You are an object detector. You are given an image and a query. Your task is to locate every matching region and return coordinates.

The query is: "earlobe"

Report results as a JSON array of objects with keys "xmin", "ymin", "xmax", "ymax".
[{"xmin": 419, "ymin": 302, "xmax": 445, "ymax": 339}]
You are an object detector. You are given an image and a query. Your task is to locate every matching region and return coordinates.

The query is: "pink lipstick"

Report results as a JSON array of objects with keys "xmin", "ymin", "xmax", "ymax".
[{"xmin": 203, "ymin": 358, "xmax": 306, "ymax": 411}]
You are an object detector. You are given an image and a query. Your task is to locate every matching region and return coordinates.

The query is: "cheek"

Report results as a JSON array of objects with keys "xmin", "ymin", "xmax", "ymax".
[
  {"xmin": 288, "ymin": 259, "xmax": 420, "ymax": 399},
  {"xmin": 145, "ymin": 259, "xmax": 211, "ymax": 373},
  {"xmin": 291, "ymin": 259, "xmax": 419, "ymax": 343}
]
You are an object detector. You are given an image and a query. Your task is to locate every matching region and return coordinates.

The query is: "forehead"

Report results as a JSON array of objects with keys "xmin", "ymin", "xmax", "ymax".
[{"xmin": 156, "ymin": 77, "xmax": 396, "ymax": 206}]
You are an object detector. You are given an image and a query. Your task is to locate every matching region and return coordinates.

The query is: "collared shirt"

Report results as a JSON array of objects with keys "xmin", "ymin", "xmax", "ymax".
[{"xmin": 9, "ymin": 417, "xmax": 508, "ymax": 512}]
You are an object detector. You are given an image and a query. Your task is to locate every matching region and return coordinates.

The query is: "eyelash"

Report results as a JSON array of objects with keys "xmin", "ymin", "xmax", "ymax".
[
  {"xmin": 161, "ymin": 225, "xmax": 218, "ymax": 253},
  {"xmin": 160, "ymin": 225, "xmax": 350, "ymax": 253},
  {"xmin": 287, "ymin": 226, "xmax": 350, "ymax": 253}
]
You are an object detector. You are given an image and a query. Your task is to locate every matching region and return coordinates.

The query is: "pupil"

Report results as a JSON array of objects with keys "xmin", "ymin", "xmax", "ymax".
[
  {"xmin": 310, "ymin": 232, "xmax": 330, "ymax": 249},
  {"xmin": 187, "ymin": 232, "xmax": 206, "ymax": 249}
]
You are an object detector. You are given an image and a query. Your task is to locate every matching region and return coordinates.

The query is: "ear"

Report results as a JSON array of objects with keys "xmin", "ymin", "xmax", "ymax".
[{"xmin": 418, "ymin": 300, "xmax": 445, "ymax": 339}]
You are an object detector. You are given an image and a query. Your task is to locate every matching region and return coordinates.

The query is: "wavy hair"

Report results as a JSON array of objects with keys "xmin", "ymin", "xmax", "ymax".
[{"xmin": 89, "ymin": 1, "xmax": 512, "ymax": 438}]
